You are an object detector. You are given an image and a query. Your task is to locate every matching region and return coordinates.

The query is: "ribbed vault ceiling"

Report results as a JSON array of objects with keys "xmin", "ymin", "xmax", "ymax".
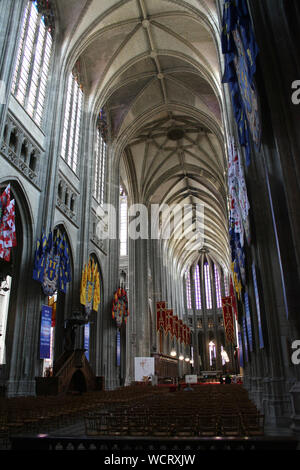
[{"xmin": 55, "ymin": 0, "xmax": 230, "ymax": 273}]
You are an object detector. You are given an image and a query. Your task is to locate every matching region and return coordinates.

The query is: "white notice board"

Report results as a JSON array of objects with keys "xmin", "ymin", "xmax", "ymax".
[
  {"xmin": 185, "ymin": 374, "xmax": 197, "ymax": 384},
  {"xmin": 134, "ymin": 357, "xmax": 155, "ymax": 381}
]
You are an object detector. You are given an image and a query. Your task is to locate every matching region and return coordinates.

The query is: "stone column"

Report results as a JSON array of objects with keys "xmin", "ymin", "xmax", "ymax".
[{"xmin": 190, "ymin": 265, "xmax": 200, "ymax": 375}]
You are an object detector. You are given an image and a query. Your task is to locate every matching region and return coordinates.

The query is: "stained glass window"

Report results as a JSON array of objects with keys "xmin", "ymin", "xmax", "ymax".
[
  {"xmin": 204, "ymin": 262, "xmax": 212, "ymax": 309},
  {"xmin": 186, "ymin": 271, "xmax": 192, "ymax": 309},
  {"xmin": 194, "ymin": 265, "xmax": 202, "ymax": 309},
  {"xmin": 214, "ymin": 264, "xmax": 222, "ymax": 308},
  {"xmin": 93, "ymin": 125, "xmax": 106, "ymax": 205}
]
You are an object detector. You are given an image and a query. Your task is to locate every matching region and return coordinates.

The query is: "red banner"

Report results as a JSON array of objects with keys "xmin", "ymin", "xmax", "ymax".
[
  {"xmin": 178, "ymin": 319, "xmax": 184, "ymax": 343},
  {"xmin": 172, "ymin": 315, "xmax": 178, "ymax": 340},
  {"xmin": 222, "ymin": 296, "xmax": 235, "ymax": 343},
  {"xmin": 165, "ymin": 309, "xmax": 173, "ymax": 336},
  {"xmin": 186, "ymin": 326, "xmax": 191, "ymax": 345},
  {"xmin": 182, "ymin": 324, "xmax": 187, "ymax": 345},
  {"xmin": 156, "ymin": 301, "xmax": 166, "ymax": 332}
]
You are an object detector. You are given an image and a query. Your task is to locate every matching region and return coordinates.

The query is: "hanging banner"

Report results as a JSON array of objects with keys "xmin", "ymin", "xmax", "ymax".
[
  {"xmin": 252, "ymin": 262, "xmax": 264, "ymax": 349},
  {"xmin": 229, "ymin": 275, "xmax": 238, "ymax": 319},
  {"xmin": 186, "ymin": 326, "xmax": 191, "ymax": 346},
  {"xmin": 40, "ymin": 305, "xmax": 52, "ymax": 359},
  {"xmin": 172, "ymin": 315, "xmax": 179, "ymax": 340},
  {"xmin": 222, "ymin": 296, "xmax": 235, "ymax": 343},
  {"xmin": 179, "ymin": 320, "xmax": 184, "ymax": 344},
  {"xmin": 48, "ymin": 295, "xmax": 56, "ymax": 327},
  {"xmin": 221, "ymin": 0, "xmax": 260, "ymax": 165},
  {"xmin": 182, "ymin": 324, "xmax": 187, "ymax": 345},
  {"xmin": 232, "ymin": 28, "xmax": 261, "ymax": 151},
  {"xmin": 156, "ymin": 301, "xmax": 166, "ymax": 332},
  {"xmin": 112, "ymin": 287, "xmax": 129, "ymax": 327},
  {"xmin": 244, "ymin": 291, "xmax": 253, "ymax": 352},
  {"xmin": 84, "ymin": 323, "xmax": 90, "ymax": 361},
  {"xmin": 0, "ymin": 184, "xmax": 17, "ymax": 262},
  {"xmin": 165, "ymin": 309, "xmax": 173, "ymax": 336},
  {"xmin": 238, "ymin": 331, "xmax": 244, "ymax": 368},
  {"xmin": 33, "ymin": 229, "xmax": 71, "ymax": 295},
  {"xmin": 80, "ymin": 258, "xmax": 100, "ymax": 315}
]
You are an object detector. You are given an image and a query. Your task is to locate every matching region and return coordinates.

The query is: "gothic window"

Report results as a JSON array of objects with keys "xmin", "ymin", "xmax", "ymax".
[
  {"xmin": 204, "ymin": 262, "xmax": 212, "ymax": 309},
  {"xmin": 11, "ymin": 1, "xmax": 53, "ymax": 127},
  {"xmin": 9, "ymin": 128, "xmax": 18, "ymax": 152},
  {"xmin": 93, "ymin": 121, "xmax": 107, "ymax": 205},
  {"xmin": 186, "ymin": 271, "xmax": 192, "ymax": 309},
  {"xmin": 120, "ymin": 186, "xmax": 128, "ymax": 257},
  {"xmin": 61, "ymin": 71, "xmax": 83, "ymax": 173},
  {"xmin": 194, "ymin": 264, "xmax": 202, "ymax": 309},
  {"xmin": 214, "ymin": 264, "xmax": 222, "ymax": 308},
  {"xmin": 224, "ymin": 274, "xmax": 229, "ymax": 296},
  {"xmin": 70, "ymin": 195, "xmax": 75, "ymax": 213}
]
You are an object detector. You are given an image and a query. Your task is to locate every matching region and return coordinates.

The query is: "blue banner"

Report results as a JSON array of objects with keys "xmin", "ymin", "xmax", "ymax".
[
  {"xmin": 252, "ymin": 262, "xmax": 264, "ymax": 349},
  {"xmin": 244, "ymin": 291, "xmax": 253, "ymax": 352},
  {"xmin": 84, "ymin": 323, "xmax": 90, "ymax": 361},
  {"xmin": 40, "ymin": 305, "xmax": 52, "ymax": 359},
  {"xmin": 238, "ymin": 331, "xmax": 244, "ymax": 368}
]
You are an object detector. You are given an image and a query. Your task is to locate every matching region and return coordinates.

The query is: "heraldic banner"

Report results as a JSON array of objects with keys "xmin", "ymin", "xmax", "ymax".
[
  {"xmin": 112, "ymin": 287, "xmax": 129, "ymax": 328},
  {"xmin": 80, "ymin": 258, "xmax": 100, "ymax": 315},
  {"xmin": 156, "ymin": 301, "xmax": 166, "ymax": 332},
  {"xmin": 222, "ymin": 296, "xmax": 235, "ymax": 344},
  {"xmin": 0, "ymin": 184, "xmax": 16, "ymax": 262},
  {"xmin": 33, "ymin": 229, "xmax": 71, "ymax": 296}
]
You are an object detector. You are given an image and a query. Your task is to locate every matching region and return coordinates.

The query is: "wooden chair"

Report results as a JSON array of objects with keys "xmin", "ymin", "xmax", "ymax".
[
  {"xmin": 241, "ymin": 413, "xmax": 264, "ymax": 436},
  {"xmin": 128, "ymin": 413, "xmax": 149, "ymax": 436},
  {"xmin": 197, "ymin": 415, "xmax": 219, "ymax": 437},
  {"xmin": 149, "ymin": 414, "xmax": 172, "ymax": 437},
  {"xmin": 220, "ymin": 414, "xmax": 242, "ymax": 436}
]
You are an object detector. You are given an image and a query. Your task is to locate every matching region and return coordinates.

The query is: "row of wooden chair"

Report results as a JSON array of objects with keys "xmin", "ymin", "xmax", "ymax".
[{"xmin": 84, "ymin": 411, "xmax": 264, "ymax": 437}]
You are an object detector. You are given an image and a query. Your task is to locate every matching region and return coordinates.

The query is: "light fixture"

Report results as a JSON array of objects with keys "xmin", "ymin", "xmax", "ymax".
[
  {"xmin": 179, "ymin": 354, "xmax": 184, "ymax": 361},
  {"xmin": 185, "ymin": 357, "xmax": 190, "ymax": 363},
  {"xmin": 170, "ymin": 349, "xmax": 177, "ymax": 357}
]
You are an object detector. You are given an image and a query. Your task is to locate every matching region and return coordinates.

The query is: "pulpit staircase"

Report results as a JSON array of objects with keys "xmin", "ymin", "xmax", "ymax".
[{"xmin": 35, "ymin": 349, "xmax": 97, "ymax": 395}]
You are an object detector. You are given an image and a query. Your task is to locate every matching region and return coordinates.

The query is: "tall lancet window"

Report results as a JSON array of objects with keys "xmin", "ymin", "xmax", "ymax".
[
  {"xmin": 93, "ymin": 117, "xmax": 107, "ymax": 205},
  {"xmin": 120, "ymin": 186, "xmax": 128, "ymax": 257},
  {"xmin": 194, "ymin": 265, "xmax": 201, "ymax": 309},
  {"xmin": 61, "ymin": 69, "xmax": 83, "ymax": 174},
  {"xmin": 11, "ymin": 1, "xmax": 54, "ymax": 127},
  {"xmin": 224, "ymin": 274, "xmax": 229, "ymax": 297},
  {"xmin": 214, "ymin": 264, "xmax": 222, "ymax": 308},
  {"xmin": 204, "ymin": 262, "xmax": 212, "ymax": 309},
  {"xmin": 186, "ymin": 271, "xmax": 192, "ymax": 309}
]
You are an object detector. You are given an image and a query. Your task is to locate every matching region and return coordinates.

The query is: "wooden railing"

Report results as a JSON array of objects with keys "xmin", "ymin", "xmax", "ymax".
[{"xmin": 10, "ymin": 435, "xmax": 299, "ymax": 451}]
